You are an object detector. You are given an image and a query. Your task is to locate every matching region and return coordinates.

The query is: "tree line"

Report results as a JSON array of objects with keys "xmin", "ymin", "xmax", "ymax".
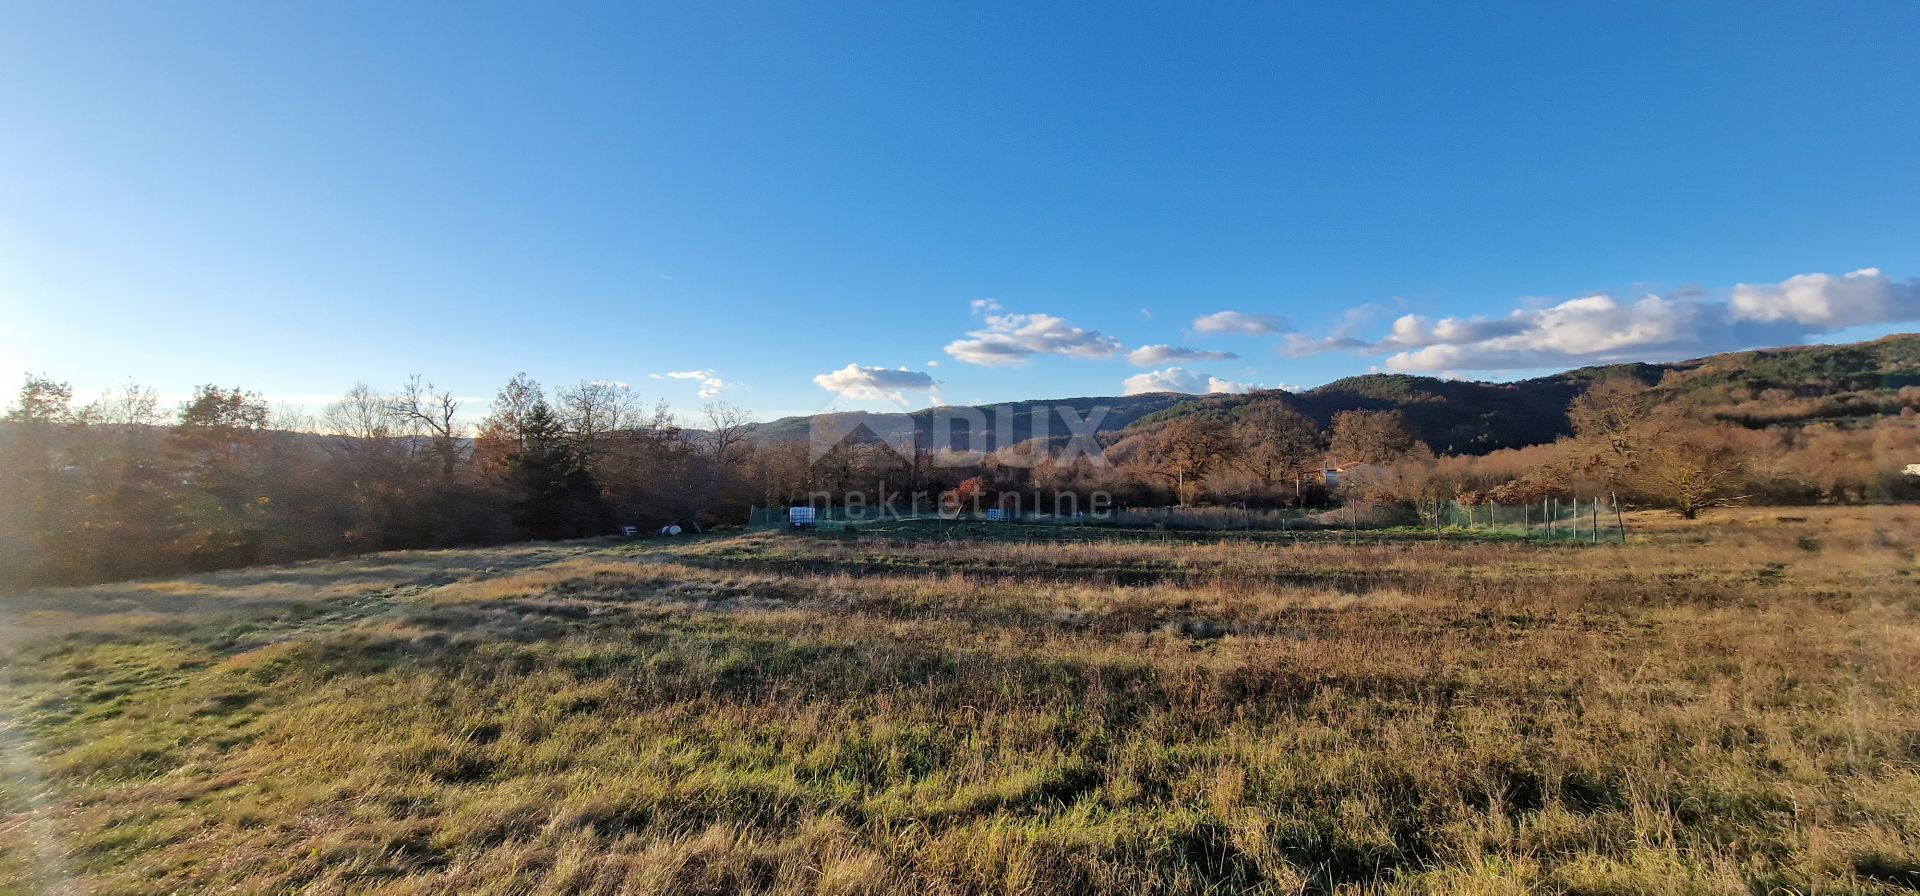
[
  {"xmin": 5, "ymin": 372, "xmax": 1914, "ymax": 586},
  {"xmin": 1102, "ymin": 378, "xmax": 1918, "ymax": 520},
  {"xmin": 0, "ymin": 374, "xmax": 755, "ymax": 586}
]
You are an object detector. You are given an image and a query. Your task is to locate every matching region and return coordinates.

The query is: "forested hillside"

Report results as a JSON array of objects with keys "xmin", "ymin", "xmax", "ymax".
[
  {"xmin": 5, "ymin": 336, "xmax": 1915, "ymax": 588},
  {"xmin": 1119, "ymin": 333, "xmax": 1920, "ymax": 453}
]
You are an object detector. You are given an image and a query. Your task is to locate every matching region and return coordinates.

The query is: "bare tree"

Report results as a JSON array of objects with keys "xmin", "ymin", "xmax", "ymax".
[
  {"xmin": 701, "ymin": 402, "xmax": 756, "ymax": 466},
  {"xmin": 389, "ymin": 375, "xmax": 465, "ymax": 476},
  {"xmin": 1636, "ymin": 421, "xmax": 1748, "ymax": 519},
  {"xmin": 268, "ymin": 403, "xmax": 316, "ymax": 433},
  {"xmin": 323, "ymin": 383, "xmax": 394, "ymax": 441},
  {"xmin": 691, "ymin": 402, "xmax": 757, "ymax": 520},
  {"xmin": 79, "ymin": 380, "xmax": 162, "ymax": 428},
  {"xmin": 555, "ymin": 379, "xmax": 642, "ymax": 468},
  {"xmin": 1566, "ymin": 380, "xmax": 1746, "ymax": 518},
  {"xmin": 322, "ymin": 382, "xmax": 403, "ymax": 466},
  {"xmin": 1569, "ymin": 378, "xmax": 1654, "ymax": 482}
]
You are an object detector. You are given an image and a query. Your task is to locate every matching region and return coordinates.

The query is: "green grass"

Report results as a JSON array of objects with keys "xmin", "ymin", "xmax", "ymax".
[{"xmin": 2, "ymin": 508, "xmax": 1918, "ymax": 894}]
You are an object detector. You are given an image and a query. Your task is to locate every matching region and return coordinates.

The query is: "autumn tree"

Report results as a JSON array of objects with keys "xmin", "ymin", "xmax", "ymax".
[
  {"xmin": 1233, "ymin": 402, "xmax": 1323, "ymax": 499},
  {"xmin": 1329, "ymin": 409, "xmax": 1421, "ymax": 465},
  {"xmin": 1566, "ymin": 379, "xmax": 1746, "ymax": 518},
  {"xmin": 942, "ymin": 476, "xmax": 990, "ymax": 514},
  {"xmin": 169, "ymin": 386, "xmax": 272, "ymax": 569},
  {"xmin": 3, "ymin": 375, "xmax": 75, "ymax": 425},
  {"xmin": 475, "ymin": 373, "xmax": 545, "ymax": 476},
  {"xmin": 1140, "ymin": 416, "xmax": 1237, "ymax": 505},
  {"xmin": 1636, "ymin": 421, "xmax": 1748, "ymax": 519},
  {"xmin": 1, "ymin": 377, "xmax": 81, "ymax": 582},
  {"xmin": 1568, "ymin": 378, "xmax": 1654, "ymax": 485}
]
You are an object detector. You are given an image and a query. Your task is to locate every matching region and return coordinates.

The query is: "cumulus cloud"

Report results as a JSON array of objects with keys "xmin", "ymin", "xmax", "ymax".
[
  {"xmin": 1382, "ymin": 294, "xmax": 1707, "ymax": 372},
  {"xmin": 811, "ymin": 364, "xmax": 939, "ymax": 404},
  {"xmin": 1729, "ymin": 268, "xmax": 1920, "ymax": 329},
  {"xmin": 1285, "ymin": 268, "xmax": 1920, "ymax": 373},
  {"xmin": 1379, "ymin": 314, "xmax": 1531, "ymax": 349},
  {"xmin": 1192, "ymin": 311, "xmax": 1289, "ymax": 334},
  {"xmin": 1122, "ymin": 367, "xmax": 1257, "ymax": 396},
  {"xmin": 945, "ymin": 310, "xmax": 1125, "ymax": 366},
  {"xmin": 650, "ymin": 370, "xmax": 733, "ymax": 398},
  {"xmin": 1126, "ymin": 344, "xmax": 1239, "ymax": 366}
]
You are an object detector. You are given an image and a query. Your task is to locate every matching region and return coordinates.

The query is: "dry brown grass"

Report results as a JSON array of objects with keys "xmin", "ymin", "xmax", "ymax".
[{"xmin": 1, "ymin": 507, "xmax": 1917, "ymax": 894}]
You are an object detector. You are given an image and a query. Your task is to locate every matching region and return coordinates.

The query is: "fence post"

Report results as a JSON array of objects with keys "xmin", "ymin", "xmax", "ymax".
[{"xmin": 1611, "ymin": 491, "xmax": 1626, "ymax": 543}]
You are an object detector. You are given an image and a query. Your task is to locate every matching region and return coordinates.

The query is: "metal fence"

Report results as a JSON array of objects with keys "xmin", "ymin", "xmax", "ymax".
[
  {"xmin": 749, "ymin": 497, "xmax": 1628, "ymax": 541},
  {"xmin": 1424, "ymin": 496, "xmax": 1627, "ymax": 542}
]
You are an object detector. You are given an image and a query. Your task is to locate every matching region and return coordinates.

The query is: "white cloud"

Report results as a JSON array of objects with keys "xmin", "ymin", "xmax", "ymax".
[
  {"xmin": 650, "ymin": 370, "xmax": 733, "ymax": 398},
  {"xmin": 811, "ymin": 364, "xmax": 939, "ymax": 404},
  {"xmin": 1382, "ymin": 294, "xmax": 1703, "ymax": 372},
  {"xmin": 1126, "ymin": 344, "xmax": 1239, "ymax": 366},
  {"xmin": 1285, "ymin": 267, "xmax": 1920, "ymax": 373},
  {"xmin": 945, "ymin": 310, "xmax": 1124, "ymax": 366},
  {"xmin": 1193, "ymin": 310, "xmax": 1288, "ymax": 334},
  {"xmin": 970, "ymin": 298, "xmax": 1003, "ymax": 314},
  {"xmin": 1729, "ymin": 268, "xmax": 1920, "ymax": 328},
  {"xmin": 1122, "ymin": 367, "xmax": 1257, "ymax": 396},
  {"xmin": 1379, "ymin": 313, "xmax": 1530, "ymax": 349}
]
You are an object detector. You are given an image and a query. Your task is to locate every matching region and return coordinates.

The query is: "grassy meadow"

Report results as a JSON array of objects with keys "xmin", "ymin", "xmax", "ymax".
[{"xmin": 2, "ymin": 509, "xmax": 1918, "ymax": 894}]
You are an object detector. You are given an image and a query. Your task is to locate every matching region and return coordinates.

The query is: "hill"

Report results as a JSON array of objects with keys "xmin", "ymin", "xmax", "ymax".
[
  {"xmin": 746, "ymin": 393, "xmax": 1194, "ymax": 452},
  {"xmin": 752, "ymin": 334, "xmax": 1919, "ymax": 456},
  {"xmin": 1118, "ymin": 333, "xmax": 1920, "ymax": 454}
]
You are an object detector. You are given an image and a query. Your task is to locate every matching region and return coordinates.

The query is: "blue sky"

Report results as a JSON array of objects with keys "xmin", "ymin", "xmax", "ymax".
[{"xmin": 3, "ymin": 2, "xmax": 1918, "ymax": 422}]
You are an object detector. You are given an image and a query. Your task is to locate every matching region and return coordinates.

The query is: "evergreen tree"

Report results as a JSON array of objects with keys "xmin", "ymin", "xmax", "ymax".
[{"xmin": 507, "ymin": 400, "xmax": 606, "ymax": 539}]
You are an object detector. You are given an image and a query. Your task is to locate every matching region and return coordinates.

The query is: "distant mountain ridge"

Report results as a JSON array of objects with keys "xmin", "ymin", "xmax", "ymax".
[
  {"xmin": 745, "ymin": 394, "xmax": 1194, "ymax": 452},
  {"xmin": 752, "ymin": 334, "xmax": 1920, "ymax": 455}
]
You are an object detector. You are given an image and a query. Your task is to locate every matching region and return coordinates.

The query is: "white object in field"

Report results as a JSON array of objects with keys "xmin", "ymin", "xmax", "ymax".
[
  {"xmin": 621, "ymin": 525, "xmax": 639, "ymax": 537},
  {"xmin": 788, "ymin": 506, "xmax": 816, "ymax": 528},
  {"xmin": 658, "ymin": 524, "xmax": 682, "ymax": 536},
  {"xmin": 1906, "ymin": 463, "xmax": 1920, "ymax": 477}
]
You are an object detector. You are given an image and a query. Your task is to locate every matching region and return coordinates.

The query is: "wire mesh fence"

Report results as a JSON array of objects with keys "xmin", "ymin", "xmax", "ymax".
[
  {"xmin": 1423, "ymin": 495, "xmax": 1627, "ymax": 542},
  {"xmin": 748, "ymin": 496, "xmax": 1629, "ymax": 541}
]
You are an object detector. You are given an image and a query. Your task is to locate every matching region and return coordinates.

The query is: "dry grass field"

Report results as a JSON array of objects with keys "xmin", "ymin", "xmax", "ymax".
[{"xmin": 2, "ymin": 508, "xmax": 1918, "ymax": 894}]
